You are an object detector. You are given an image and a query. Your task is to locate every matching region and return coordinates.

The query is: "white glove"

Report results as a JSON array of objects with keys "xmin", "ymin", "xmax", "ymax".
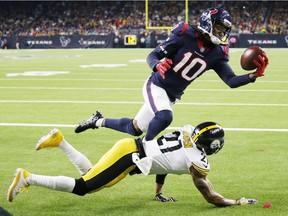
[{"xmin": 237, "ymin": 197, "xmax": 258, "ymax": 205}]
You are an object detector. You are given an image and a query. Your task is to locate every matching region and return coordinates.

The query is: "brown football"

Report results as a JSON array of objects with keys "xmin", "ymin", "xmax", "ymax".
[{"xmin": 240, "ymin": 46, "xmax": 263, "ymax": 70}]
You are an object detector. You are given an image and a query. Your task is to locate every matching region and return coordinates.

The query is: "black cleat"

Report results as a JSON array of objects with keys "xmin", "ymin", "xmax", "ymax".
[{"xmin": 75, "ymin": 111, "xmax": 104, "ymax": 133}]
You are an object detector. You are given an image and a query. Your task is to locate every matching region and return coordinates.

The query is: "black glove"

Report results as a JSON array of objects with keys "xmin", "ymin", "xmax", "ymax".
[{"xmin": 155, "ymin": 193, "xmax": 176, "ymax": 202}]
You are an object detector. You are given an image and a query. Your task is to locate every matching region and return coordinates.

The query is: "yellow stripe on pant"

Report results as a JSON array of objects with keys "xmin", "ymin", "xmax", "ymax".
[{"xmin": 82, "ymin": 138, "xmax": 138, "ymax": 193}]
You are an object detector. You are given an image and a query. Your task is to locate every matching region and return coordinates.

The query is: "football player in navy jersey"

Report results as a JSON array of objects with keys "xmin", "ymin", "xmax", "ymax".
[
  {"xmin": 8, "ymin": 122, "xmax": 258, "ymax": 207},
  {"xmin": 75, "ymin": 8, "xmax": 269, "ymax": 201}
]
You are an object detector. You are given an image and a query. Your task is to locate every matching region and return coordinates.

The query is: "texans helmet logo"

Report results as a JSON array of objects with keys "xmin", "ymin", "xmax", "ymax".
[{"xmin": 210, "ymin": 9, "xmax": 218, "ymax": 15}]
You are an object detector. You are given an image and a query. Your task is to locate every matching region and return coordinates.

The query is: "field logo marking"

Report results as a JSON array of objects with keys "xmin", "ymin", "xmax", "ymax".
[{"xmin": 6, "ymin": 71, "xmax": 70, "ymax": 77}]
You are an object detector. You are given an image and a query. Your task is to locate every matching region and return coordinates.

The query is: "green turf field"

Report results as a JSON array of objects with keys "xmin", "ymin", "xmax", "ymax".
[{"xmin": 0, "ymin": 48, "xmax": 287, "ymax": 216}]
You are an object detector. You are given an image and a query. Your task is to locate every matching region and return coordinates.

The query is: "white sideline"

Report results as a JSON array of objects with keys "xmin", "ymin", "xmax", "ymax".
[
  {"xmin": 0, "ymin": 100, "xmax": 287, "ymax": 107},
  {"xmin": 0, "ymin": 123, "xmax": 287, "ymax": 132}
]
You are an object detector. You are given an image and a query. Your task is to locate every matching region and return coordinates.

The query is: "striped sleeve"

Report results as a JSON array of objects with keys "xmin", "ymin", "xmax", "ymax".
[{"xmin": 191, "ymin": 162, "xmax": 209, "ymax": 176}]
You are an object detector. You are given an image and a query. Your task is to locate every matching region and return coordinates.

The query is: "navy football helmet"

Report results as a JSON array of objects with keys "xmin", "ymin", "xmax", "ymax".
[
  {"xmin": 192, "ymin": 122, "xmax": 225, "ymax": 155},
  {"xmin": 197, "ymin": 8, "xmax": 232, "ymax": 45}
]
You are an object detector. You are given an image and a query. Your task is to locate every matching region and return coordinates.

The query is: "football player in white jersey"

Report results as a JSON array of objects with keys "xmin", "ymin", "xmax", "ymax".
[{"xmin": 7, "ymin": 121, "xmax": 258, "ymax": 207}]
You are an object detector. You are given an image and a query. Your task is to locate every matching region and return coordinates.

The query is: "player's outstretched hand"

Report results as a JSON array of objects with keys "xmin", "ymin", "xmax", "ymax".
[
  {"xmin": 253, "ymin": 52, "xmax": 269, "ymax": 77},
  {"xmin": 236, "ymin": 197, "xmax": 258, "ymax": 205},
  {"xmin": 155, "ymin": 193, "xmax": 176, "ymax": 202},
  {"xmin": 156, "ymin": 58, "xmax": 173, "ymax": 79}
]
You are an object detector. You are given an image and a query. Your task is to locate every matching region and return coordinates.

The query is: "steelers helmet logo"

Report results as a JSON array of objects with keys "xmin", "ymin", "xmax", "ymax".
[{"xmin": 210, "ymin": 139, "xmax": 221, "ymax": 149}]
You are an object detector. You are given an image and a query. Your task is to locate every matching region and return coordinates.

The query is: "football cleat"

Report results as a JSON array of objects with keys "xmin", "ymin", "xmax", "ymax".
[
  {"xmin": 35, "ymin": 128, "xmax": 64, "ymax": 150},
  {"xmin": 155, "ymin": 193, "xmax": 176, "ymax": 202},
  {"xmin": 7, "ymin": 168, "xmax": 30, "ymax": 202},
  {"xmin": 74, "ymin": 111, "xmax": 104, "ymax": 133}
]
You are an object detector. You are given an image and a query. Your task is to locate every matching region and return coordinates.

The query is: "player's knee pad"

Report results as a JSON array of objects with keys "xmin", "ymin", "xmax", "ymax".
[
  {"xmin": 72, "ymin": 178, "xmax": 88, "ymax": 196},
  {"xmin": 155, "ymin": 110, "xmax": 173, "ymax": 126}
]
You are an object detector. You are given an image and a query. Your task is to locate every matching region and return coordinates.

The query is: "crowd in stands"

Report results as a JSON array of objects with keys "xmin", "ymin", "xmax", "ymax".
[
  {"xmin": 267, "ymin": 1, "xmax": 288, "ymax": 34},
  {"xmin": 0, "ymin": 1, "xmax": 287, "ymax": 37}
]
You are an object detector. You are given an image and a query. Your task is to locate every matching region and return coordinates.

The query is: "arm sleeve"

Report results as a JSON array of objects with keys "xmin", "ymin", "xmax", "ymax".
[
  {"xmin": 214, "ymin": 61, "xmax": 255, "ymax": 88},
  {"xmin": 146, "ymin": 47, "xmax": 164, "ymax": 72},
  {"xmin": 146, "ymin": 22, "xmax": 186, "ymax": 71}
]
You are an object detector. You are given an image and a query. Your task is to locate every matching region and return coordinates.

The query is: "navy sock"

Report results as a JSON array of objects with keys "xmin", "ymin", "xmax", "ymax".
[
  {"xmin": 145, "ymin": 110, "xmax": 173, "ymax": 141},
  {"xmin": 105, "ymin": 118, "xmax": 142, "ymax": 136}
]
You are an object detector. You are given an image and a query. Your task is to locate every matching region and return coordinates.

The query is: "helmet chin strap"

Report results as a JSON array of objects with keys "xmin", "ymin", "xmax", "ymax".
[
  {"xmin": 197, "ymin": 25, "xmax": 222, "ymax": 45},
  {"xmin": 201, "ymin": 147, "xmax": 208, "ymax": 155},
  {"xmin": 209, "ymin": 35, "xmax": 221, "ymax": 45}
]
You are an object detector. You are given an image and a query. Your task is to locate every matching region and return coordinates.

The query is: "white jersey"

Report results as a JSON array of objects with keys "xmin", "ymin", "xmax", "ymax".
[{"xmin": 134, "ymin": 125, "xmax": 210, "ymax": 176}]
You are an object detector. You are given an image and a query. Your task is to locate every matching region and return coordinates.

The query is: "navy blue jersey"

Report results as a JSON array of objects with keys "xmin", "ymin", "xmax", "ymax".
[{"xmin": 147, "ymin": 22, "xmax": 253, "ymax": 100}]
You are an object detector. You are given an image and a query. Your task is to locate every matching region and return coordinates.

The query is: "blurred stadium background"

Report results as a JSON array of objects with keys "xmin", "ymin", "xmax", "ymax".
[{"xmin": 0, "ymin": 0, "xmax": 287, "ymax": 49}]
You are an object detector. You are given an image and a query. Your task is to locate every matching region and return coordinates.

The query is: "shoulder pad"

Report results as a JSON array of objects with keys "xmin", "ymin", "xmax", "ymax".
[
  {"xmin": 180, "ymin": 124, "xmax": 194, "ymax": 135},
  {"xmin": 171, "ymin": 21, "xmax": 189, "ymax": 36}
]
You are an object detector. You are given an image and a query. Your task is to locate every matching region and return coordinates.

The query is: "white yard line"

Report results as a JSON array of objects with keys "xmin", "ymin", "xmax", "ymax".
[
  {"xmin": 0, "ymin": 100, "xmax": 287, "ymax": 106},
  {"xmin": 168, "ymin": 126, "xmax": 288, "ymax": 132},
  {"xmin": 0, "ymin": 123, "xmax": 287, "ymax": 132},
  {"xmin": 0, "ymin": 86, "xmax": 287, "ymax": 93},
  {"xmin": 1, "ymin": 78, "xmax": 288, "ymax": 83}
]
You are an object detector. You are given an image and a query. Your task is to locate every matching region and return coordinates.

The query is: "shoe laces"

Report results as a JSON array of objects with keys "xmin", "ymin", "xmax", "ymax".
[
  {"xmin": 82, "ymin": 113, "xmax": 99, "ymax": 125},
  {"xmin": 81, "ymin": 117, "xmax": 94, "ymax": 125},
  {"xmin": 19, "ymin": 186, "xmax": 29, "ymax": 193}
]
